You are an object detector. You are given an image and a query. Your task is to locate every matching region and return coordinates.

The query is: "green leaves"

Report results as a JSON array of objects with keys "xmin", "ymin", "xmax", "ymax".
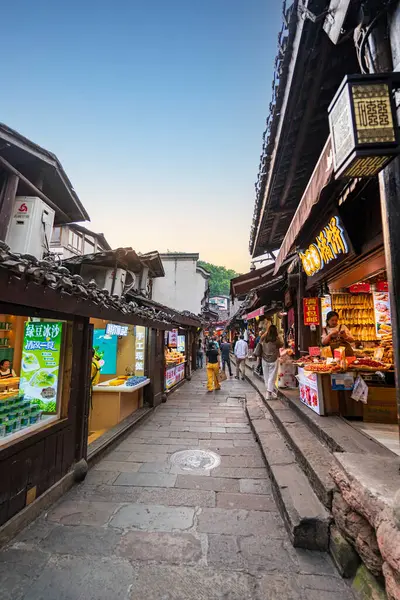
[{"xmin": 198, "ymin": 261, "xmax": 240, "ymax": 297}]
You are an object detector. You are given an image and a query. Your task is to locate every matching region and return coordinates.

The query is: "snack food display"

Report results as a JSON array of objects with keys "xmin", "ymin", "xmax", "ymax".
[
  {"xmin": 332, "ymin": 293, "xmax": 376, "ymax": 342},
  {"xmin": 165, "ymin": 349, "xmax": 186, "ymax": 366}
]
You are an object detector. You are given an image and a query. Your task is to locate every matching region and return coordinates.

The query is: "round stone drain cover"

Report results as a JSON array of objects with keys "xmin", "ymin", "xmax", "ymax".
[{"xmin": 169, "ymin": 449, "xmax": 221, "ymax": 471}]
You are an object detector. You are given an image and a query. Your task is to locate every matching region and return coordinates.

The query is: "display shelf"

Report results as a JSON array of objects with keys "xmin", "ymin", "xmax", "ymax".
[
  {"xmin": 332, "ymin": 293, "xmax": 377, "ymax": 342},
  {"xmin": 165, "ymin": 359, "xmax": 186, "ymax": 367},
  {"xmin": 93, "ymin": 378, "xmax": 150, "ymax": 393},
  {"xmin": 0, "ymin": 377, "xmax": 20, "ymax": 390}
]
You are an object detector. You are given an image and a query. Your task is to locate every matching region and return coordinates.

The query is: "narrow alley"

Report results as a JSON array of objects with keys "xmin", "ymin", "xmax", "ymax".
[{"xmin": 0, "ymin": 372, "xmax": 354, "ymax": 600}]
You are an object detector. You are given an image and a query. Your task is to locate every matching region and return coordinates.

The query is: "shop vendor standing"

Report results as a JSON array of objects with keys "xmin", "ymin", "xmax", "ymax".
[
  {"xmin": 321, "ymin": 311, "xmax": 355, "ymax": 357},
  {"xmin": 0, "ymin": 359, "xmax": 16, "ymax": 379}
]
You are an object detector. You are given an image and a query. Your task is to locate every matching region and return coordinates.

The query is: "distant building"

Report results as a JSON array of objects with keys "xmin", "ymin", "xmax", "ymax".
[
  {"xmin": 152, "ymin": 253, "xmax": 210, "ymax": 315},
  {"xmin": 62, "ymin": 248, "xmax": 164, "ymax": 299},
  {"xmin": 50, "ymin": 223, "xmax": 111, "ymax": 260},
  {"xmin": 209, "ymin": 295, "xmax": 230, "ymax": 321}
]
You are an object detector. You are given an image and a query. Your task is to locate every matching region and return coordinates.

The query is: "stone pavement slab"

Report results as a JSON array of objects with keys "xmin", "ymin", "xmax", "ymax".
[
  {"xmin": 216, "ymin": 491, "xmax": 276, "ymax": 511},
  {"xmin": 127, "ymin": 564, "xmax": 256, "ymax": 600},
  {"xmin": 110, "ymin": 504, "xmax": 195, "ymax": 531},
  {"xmin": 175, "ymin": 475, "xmax": 240, "ymax": 492},
  {"xmin": 0, "ymin": 370, "xmax": 354, "ymax": 600},
  {"xmin": 117, "ymin": 531, "xmax": 202, "ymax": 564},
  {"xmin": 47, "ymin": 500, "xmax": 120, "ymax": 526},
  {"xmin": 197, "ymin": 507, "xmax": 286, "ymax": 537},
  {"xmin": 239, "ymin": 478, "xmax": 273, "ymax": 494},
  {"xmin": 114, "ymin": 472, "xmax": 177, "ymax": 487},
  {"xmin": 25, "ymin": 555, "xmax": 135, "ymax": 600}
]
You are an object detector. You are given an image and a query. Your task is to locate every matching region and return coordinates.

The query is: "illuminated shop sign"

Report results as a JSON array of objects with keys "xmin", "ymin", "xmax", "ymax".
[
  {"xmin": 105, "ymin": 323, "xmax": 129, "ymax": 336},
  {"xmin": 299, "ymin": 216, "xmax": 349, "ymax": 277}
]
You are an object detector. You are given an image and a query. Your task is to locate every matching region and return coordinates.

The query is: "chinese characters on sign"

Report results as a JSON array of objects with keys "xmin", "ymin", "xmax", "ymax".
[
  {"xmin": 328, "ymin": 76, "xmax": 399, "ymax": 178},
  {"xmin": 303, "ymin": 298, "xmax": 320, "ymax": 327},
  {"xmin": 299, "ymin": 216, "xmax": 349, "ymax": 277},
  {"xmin": 352, "ymin": 84, "xmax": 395, "ymax": 145},
  {"xmin": 168, "ymin": 329, "xmax": 178, "ymax": 348},
  {"xmin": 166, "ymin": 366, "xmax": 176, "ymax": 390},
  {"xmin": 20, "ymin": 321, "xmax": 64, "ymax": 414},
  {"xmin": 134, "ymin": 326, "xmax": 146, "ymax": 376},
  {"xmin": 175, "ymin": 363, "xmax": 185, "ymax": 384},
  {"xmin": 105, "ymin": 323, "xmax": 129, "ymax": 337}
]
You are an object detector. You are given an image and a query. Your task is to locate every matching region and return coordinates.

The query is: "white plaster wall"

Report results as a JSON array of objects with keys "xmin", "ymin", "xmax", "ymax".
[{"xmin": 152, "ymin": 257, "xmax": 207, "ymax": 314}]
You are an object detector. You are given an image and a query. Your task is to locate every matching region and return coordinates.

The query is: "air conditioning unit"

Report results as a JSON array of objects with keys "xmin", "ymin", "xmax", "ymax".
[
  {"xmin": 6, "ymin": 197, "xmax": 55, "ymax": 260},
  {"xmin": 123, "ymin": 271, "xmax": 137, "ymax": 295},
  {"xmin": 104, "ymin": 268, "xmax": 126, "ymax": 296}
]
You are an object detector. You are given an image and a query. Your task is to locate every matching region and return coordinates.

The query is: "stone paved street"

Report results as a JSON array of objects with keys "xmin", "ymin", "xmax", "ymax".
[{"xmin": 0, "ymin": 371, "xmax": 355, "ymax": 600}]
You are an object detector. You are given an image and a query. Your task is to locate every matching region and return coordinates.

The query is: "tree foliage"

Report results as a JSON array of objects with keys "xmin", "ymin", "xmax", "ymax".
[{"xmin": 198, "ymin": 261, "xmax": 241, "ymax": 297}]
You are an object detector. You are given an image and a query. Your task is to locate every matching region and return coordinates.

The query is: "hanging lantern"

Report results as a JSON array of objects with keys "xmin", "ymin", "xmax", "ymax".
[{"xmin": 328, "ymin": 74, "xmax": 400, "ymax": 178}]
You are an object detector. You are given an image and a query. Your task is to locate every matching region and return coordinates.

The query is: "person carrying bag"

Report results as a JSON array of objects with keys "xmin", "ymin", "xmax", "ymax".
[{"xmin": 260, "ymin": 325, "xmax": 283, "ymax": 400}]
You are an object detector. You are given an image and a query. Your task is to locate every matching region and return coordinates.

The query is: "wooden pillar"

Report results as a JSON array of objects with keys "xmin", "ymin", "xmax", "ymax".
[
  {"xmin": 369, "ymin": 16, "xmax": 400, "ymax": 428},
  {"xmin": 144, "ymin": 328, "xmax": 164, "ymax": 407},
  {"xmin": 74, "ymin": 319, "xmax": 92, "ymax": 461},
  {"xmin": 0, "ymin": 173, "xmax": 19, "ymax": 242}
]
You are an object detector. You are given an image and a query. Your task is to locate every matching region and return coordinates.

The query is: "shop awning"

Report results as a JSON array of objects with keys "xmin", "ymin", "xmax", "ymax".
[
  {"xmin": 273, "ymin": 138, "xmax": 334, "ymax": 275},
  {"xmin": 230, "ymin": 264, "xmax": 274, "ymax": 299},
  {"xmin": 243, "ymin": 306, "xmax": 265, "ymax": 320}
]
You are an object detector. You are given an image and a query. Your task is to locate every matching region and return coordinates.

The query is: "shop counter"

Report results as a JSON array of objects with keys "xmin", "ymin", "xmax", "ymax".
[
  {"xmin": 297, "ymin": 368, "xmax": 396, "ymax": 420},
  {"xmin": 90, "ymin": 378, "xmax": 150, "ymax": 430},
  {"xmin": 165, "ymin": 362, "xmax": 186, "ymax": 391}
]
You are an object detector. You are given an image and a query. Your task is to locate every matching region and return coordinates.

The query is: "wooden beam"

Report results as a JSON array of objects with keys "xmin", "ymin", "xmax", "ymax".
[
  {"xmin": 0, "ymin": 173, "xmax": 19, "ymax": 241},
  {"xmin": 0, "ymin": 155, "xmax": 71, "ymax": 222}
]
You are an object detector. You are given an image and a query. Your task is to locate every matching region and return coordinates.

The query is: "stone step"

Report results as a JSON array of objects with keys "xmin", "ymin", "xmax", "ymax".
[
  {"xmin": 242, "ymin": 357, "xmax": 393, "ymax": 458},
  {"xmin": 277, "ymin": 388, "xmax": 393, "ymax": 457},
  {"xmin": 247, "ymin": 407, "xmax": 331, "ymax": 551},
  {"xmin": 264, "ymin": 398, "xmax": 336, "ymax": 510}
]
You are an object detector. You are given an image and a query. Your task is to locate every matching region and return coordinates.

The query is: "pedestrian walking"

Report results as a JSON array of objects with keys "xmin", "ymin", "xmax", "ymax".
[
  {"xmin": 234, "ymin": 334, "xmax": 248, "ymax": 380},
  {"xmin": 212, "ymin": 335, "xmax": 220, "ymax": 351},
  {"xmin": 197, "ymin": 338, "xmax": 204, "ymax": 368},
  {"xmin": 220, "ymin": 338, "xmax": 233, "ymax": 377},
  {"xmin": 260, "ymin": 324, "xmax": 283, "ymax": 399},
  {"xmin": 206, "ymin": 341, "xmax": 221, "ymax": 392}
]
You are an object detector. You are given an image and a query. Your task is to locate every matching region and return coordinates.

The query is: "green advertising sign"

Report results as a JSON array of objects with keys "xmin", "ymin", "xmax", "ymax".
[{"xmin": 20, "ymin": 321, "xmax": 64, "ymax": 414}]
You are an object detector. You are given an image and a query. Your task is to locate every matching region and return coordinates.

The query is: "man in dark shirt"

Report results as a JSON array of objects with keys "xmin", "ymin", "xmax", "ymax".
[
  {"xmin": 220, "ymin": 339, "xmax": 232, "ymax": 377},
  {"xmin": 206, "ymin": 342, "xmax": 221, "ymax": 392}
]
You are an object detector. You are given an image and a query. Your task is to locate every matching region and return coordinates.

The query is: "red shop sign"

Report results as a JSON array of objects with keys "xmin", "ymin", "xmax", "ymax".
[
  {"xmin": 376, "ymin": 281, "xmax": 389, "ymax": 292},
  {"xmin": 303, "ymin": 298, "xmax": 320, "ymax": 326},
  {"xmin": 349, "ymin": 282, "xmax": 371, "ymax": 294}
]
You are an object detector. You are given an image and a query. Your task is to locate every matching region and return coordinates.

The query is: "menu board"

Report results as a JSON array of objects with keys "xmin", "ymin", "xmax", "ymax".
[
  {"xmin": 373, "ymin": 292, "xmax": 392, "ymax": 339},
  {"xmin": 177, "ymin": 335, "xmax": 185, "ymax": 353},
  {"xmin": 320, "ymin": 295, "xmax": 332, "ymax": 327},
  {"xmin": 20, "ymin": 321, "xmax": 63, "ymax": 414}
]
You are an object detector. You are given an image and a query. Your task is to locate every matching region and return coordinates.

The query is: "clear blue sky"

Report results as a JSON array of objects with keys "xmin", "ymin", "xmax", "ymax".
[{"xmin": 2, "ymin": 0, "xmax": 282, "ymax": 272}]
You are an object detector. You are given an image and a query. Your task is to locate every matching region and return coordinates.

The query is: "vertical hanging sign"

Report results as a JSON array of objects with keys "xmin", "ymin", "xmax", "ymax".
[
  {"xmin": 303, "ymin": 298, "xmax": 320, "ymax": 326},
  {"xmin": 135, "ymin": 326, "xmax": 146, "ymax": 376}
]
